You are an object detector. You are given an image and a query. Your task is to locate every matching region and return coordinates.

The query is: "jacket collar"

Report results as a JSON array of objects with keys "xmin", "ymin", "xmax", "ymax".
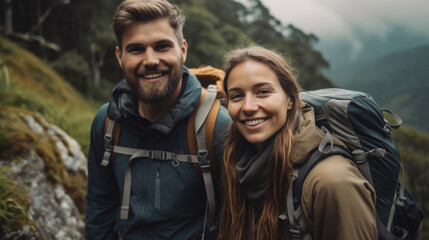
[
  {"xmin": 107, "ymin": 67, "xmax": 202, "ymax": 135},
  {"xmin": 290, "ymin": 102, "xmax": 346, "ymax": 166}
]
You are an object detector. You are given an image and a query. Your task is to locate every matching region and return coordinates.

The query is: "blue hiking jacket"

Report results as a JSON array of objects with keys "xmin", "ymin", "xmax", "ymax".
[{"xmin": 85, "ymin": 67, "xmax": 231, "ymax": 239}]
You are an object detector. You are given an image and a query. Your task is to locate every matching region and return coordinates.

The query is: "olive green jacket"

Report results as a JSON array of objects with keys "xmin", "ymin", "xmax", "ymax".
[{"xmin": 290, "ymin": 103, "xmax": 378, "ymax": 240}]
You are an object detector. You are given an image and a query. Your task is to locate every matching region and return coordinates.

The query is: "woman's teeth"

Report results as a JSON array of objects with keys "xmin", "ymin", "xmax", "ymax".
[{"xmin": 244, "ymin": 119, "xmax": 265, "ymax": 126}]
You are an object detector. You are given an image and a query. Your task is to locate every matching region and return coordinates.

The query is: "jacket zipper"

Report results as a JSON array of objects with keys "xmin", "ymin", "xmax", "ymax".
[{"xmin": 155, "ymin": 166, "xmax": 161, "ymax": 209}]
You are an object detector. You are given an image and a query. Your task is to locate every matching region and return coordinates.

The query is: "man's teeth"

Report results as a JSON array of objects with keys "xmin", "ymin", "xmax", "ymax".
[
  {"xmin": 144, "ymin": 73, "xmax": 163, "ymax": 79},
  {"xmin": 244, "ymin": 119, "xmax": 265, "ymax": 126}
]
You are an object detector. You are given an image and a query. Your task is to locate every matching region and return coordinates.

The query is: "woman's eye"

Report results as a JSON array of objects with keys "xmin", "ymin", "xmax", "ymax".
[
  {"xmin": 257, "ymin": 89, "xmax": 270, "ymax": 95},
  {"xmin": 229, "ymin": 94, "xmax": 243, "ymax": 101}
]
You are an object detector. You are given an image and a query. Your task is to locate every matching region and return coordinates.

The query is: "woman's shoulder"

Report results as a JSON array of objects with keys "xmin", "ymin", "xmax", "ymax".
[{"xmin": 304, "ymin": 155, "xmax": 369, "ymax": 189}]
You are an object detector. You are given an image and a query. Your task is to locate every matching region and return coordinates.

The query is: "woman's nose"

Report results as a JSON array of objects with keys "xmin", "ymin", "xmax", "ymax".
[{"xmin": 242, "ymin": 96, "xmax": 258, "ymax": 114}]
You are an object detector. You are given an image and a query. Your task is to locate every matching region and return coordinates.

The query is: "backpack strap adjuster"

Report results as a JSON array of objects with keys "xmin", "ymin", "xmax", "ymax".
[
  {"xmin": 198, "ymin": 150, "xmax": 210, "ymax": 172},
  {"xmin": 150, "ymin": 150, "xmax": 166, "ymax": 160},
  {"xmin": 101, "ymin": 135, "xmax": 113, "ymax": 166},
  {"xmin": 102, "ymin": 118, "xmax": 118, "ymax": 166},
  {"xmin": 104, "ymin": 135, "xmax": 113, "ymax": 151},
  {"xmin": 288, "ymin": 224, "xmax": 303, "ymax": 239}
]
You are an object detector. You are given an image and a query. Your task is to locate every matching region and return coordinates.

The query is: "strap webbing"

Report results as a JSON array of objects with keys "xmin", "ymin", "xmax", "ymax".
[
  {"xmin": 381, "ymin": 108, "xmax": 403, "ymax": 129},
  {"xmin": 113, "ymin": 146, "xmax": 199, "ymax": 163},
  {"xmin": 377, "ymin": 215, "xmax": 407, "ymax": 240},
  {"xmin": 103, "ymin": 85, "xmax": 220, "ymax": 227},
  {"xmin": 283, "ymin": 140, "xmax": 352, "ymax": 240},
  {"xmin": 353, "ymin": 148, "xmax": 408, "ymax": 240},
  {"xmin": 195, "ymin": 85, "xmax": 217, "ymax": 232},
  {"xmin": 101, "ymin": 119, "xmax": 116, "ymax": 166},
  {"xmin": 119, "ymin": 148, "xmax": 201, "ymax": 220},
  {"xmin": 117, "ymin": 85, "xmax": 219, "ymax": 222},
  {"xmin": 282, "ymin": 126, "xmax": 408, "ymax": 240},
  {"xmin": 205, "ymin": 99, "xmax": 220, "ymax": 178}
]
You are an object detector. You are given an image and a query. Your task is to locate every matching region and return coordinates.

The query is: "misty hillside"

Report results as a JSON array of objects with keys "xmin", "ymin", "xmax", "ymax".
[{"xmin": 330, "ymin": 44, "xmax": 429, "ymax": 133}]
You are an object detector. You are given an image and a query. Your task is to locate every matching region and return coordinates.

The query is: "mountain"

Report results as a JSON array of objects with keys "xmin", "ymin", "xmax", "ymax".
[{"xmin": 329, "ymin": 44, "xmax": 429, "ymax": 133}]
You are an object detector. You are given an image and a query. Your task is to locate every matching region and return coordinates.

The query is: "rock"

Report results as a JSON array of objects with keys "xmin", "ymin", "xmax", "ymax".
[
  {"xmin": 21, "ymin": 114, "xmax": 87, "ymax": 175},
  {"xmin": 0, "ymin": 114, "xmax": 87, "ymax": 240},
  {"xmin": 49, "ymin": 124, "xmax": 87, "ymax": 175}
]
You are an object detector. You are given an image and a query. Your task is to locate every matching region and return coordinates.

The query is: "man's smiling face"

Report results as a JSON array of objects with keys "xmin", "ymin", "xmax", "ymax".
[{"xmin": 115, "ymin": 17, "xmax": 188, "ymax": 104}]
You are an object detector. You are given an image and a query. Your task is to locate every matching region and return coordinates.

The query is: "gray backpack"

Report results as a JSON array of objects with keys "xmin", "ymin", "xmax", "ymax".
[{"xmin": 281, "ymin": 88, "xmax": 424, "ymax": 240}]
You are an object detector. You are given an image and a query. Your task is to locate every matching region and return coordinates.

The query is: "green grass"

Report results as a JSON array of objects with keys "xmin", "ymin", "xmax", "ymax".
[
  {"xmin": 0, "ymin": 36, "xmax": 99, "ymax": 154},
  {"xmin": 0, "ymin": 167, "xmax": 36, "ymax": 236}
]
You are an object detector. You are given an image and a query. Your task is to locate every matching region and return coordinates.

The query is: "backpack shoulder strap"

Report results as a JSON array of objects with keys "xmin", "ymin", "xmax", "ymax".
[
  {"xmin": 186, "ymin": 85, "xmax": 220, "ymax": 178},
  {"xmin": 293, "ymin": 146, "xmax": 352, "ymax": 207},
  {"xmin": 186, "ymin": 85, "xmax": 219, "ymax": 233},
  {"xmin": 282, "ymin": 145, "xmax": 352, "ymax": 240},
  {"xmin": 102, "ymin": 117, "xmax": 122, "ymax": 166}
]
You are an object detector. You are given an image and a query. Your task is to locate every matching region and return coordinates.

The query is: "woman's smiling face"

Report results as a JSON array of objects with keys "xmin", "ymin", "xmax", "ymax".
[{"xmin": 226, "ymin": 60, "xmax": 293, "ymax": 150}]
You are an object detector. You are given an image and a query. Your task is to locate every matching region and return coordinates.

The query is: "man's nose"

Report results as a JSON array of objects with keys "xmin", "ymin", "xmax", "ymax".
[{"xmin": 143, "ymin": 48, "xmax": 159, "ymax": 66}]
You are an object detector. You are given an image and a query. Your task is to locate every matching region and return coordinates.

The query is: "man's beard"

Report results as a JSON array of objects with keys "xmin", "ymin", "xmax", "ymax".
[{"xmin": 126, "ymin": 57, "xmax": 183, "ymax": 104}]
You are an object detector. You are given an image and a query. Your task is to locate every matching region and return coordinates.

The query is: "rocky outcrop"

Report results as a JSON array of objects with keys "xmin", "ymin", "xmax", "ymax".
[
  {"xmin": 21, "ymin": 114, "xmax": 87, "ymax": 175},
  {"xmin": 0, "ymin": 113, "xmax": 87, "ymax": 240}
]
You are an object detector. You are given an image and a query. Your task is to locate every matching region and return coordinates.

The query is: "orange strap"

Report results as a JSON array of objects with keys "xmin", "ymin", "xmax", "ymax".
[{"xmin": 205, "ymin": 99, "xmax": 220, "ymax": 179}]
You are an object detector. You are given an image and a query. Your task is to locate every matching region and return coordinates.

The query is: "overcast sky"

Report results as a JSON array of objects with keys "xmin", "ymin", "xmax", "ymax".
[{"xmin": 253, "ymin": 0, "xmax": 429, "ymax": 66}]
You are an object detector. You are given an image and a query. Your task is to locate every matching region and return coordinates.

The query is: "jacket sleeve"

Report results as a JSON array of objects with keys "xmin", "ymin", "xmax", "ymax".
[
  {"xmin": 301, "ymin": 155, "xmax": 378, "ymax": 240},
  {"xmin": 85, "ymin": 104, "xmax": 120, "ymax": 240}
]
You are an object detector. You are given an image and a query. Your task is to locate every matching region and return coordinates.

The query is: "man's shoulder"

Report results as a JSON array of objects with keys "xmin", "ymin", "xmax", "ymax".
[
  {"xmin": 91, "ymin": 103, "xmax": 109, "ymax": 128},
  {"xmin": 95, "ymin": 102, "xmax": 109, "ymax": 118}
]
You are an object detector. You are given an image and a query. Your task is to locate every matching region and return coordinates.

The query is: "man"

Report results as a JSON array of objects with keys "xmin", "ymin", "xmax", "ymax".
[{"xmin": 85, "ymin": 0, "xmax": 230, "ymax": 239}]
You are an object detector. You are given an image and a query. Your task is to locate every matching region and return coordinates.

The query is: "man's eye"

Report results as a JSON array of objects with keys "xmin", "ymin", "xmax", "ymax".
[
  {"xmin": 156, "ymin": 44, "xmax": 170, "ymax": 51},
  {"xmin": 129, "ymin": 47, "xmax": 143, "ymax": 53}
]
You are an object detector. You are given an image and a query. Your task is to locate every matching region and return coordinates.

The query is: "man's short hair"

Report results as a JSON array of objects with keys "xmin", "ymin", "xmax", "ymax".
[{"xmin": 112, "ymin": 0, "xmax": 185, "ymax": 49}]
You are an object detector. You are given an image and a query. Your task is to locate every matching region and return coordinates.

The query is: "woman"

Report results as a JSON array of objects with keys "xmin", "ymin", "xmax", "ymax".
[{"xmin": 218, "ymin": 46, "xmax": 377, "ymax": 240}]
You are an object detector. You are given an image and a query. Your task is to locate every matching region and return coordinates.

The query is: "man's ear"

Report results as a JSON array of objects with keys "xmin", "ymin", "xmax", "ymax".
[
  {"xmin": 181, "ymin": 40, "xmax": 188, "ymax": 63},
  {"xmin": 115, "ymin": 46, "xmax": 123, "ymax": 69}
]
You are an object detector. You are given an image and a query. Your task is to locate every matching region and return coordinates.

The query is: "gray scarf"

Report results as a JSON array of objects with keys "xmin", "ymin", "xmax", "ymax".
[{"xmin": 236, "ymin": 140, "xmax": 274, "ymax": 203}]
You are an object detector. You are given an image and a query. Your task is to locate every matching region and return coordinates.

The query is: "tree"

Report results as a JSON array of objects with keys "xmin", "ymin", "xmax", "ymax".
[
  {"xmin": 240, "ymin": 0, "xmax": 334, "ymax": 90},
  {"xmin": 4, "ymin": 0, "xmax": 13, "ymax": 34}
]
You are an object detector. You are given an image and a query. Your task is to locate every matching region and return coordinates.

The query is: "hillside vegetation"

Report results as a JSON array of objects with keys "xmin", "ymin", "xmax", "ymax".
[
  {"xmin": 0, "ymin": 36, "xmax": 99, "ymax": 153},
  {"xmin": 0, "ymin": 36, "xmax": 93, "ymax": 236},
  {"xmin": 331, "ymin": 44, "xmax": 429, "ymax": 133}
]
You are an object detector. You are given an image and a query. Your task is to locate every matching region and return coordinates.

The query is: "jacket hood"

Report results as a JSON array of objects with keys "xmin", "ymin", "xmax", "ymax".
[
  {"xmin": 290, "ymin": 102, "xmax": 346, "ymax": 166},
  {"xmin": 107, "ymin": 67, "xmax": 202, "ymax": 134}
]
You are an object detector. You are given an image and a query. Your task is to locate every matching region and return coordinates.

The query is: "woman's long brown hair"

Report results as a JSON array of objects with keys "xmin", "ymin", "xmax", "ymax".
[{"xmin": 218, "ymin": 46, "xmax": 301, "ymax": 240}]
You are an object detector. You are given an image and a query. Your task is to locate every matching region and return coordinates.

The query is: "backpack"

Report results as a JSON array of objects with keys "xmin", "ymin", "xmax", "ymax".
[
  {"xmin": 102, "ymin": 67, "xmax": 226, "ymax": 239},
  {"xmin": 281, "ymin": 88, "xmax": 425, "ymax": 240}
]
